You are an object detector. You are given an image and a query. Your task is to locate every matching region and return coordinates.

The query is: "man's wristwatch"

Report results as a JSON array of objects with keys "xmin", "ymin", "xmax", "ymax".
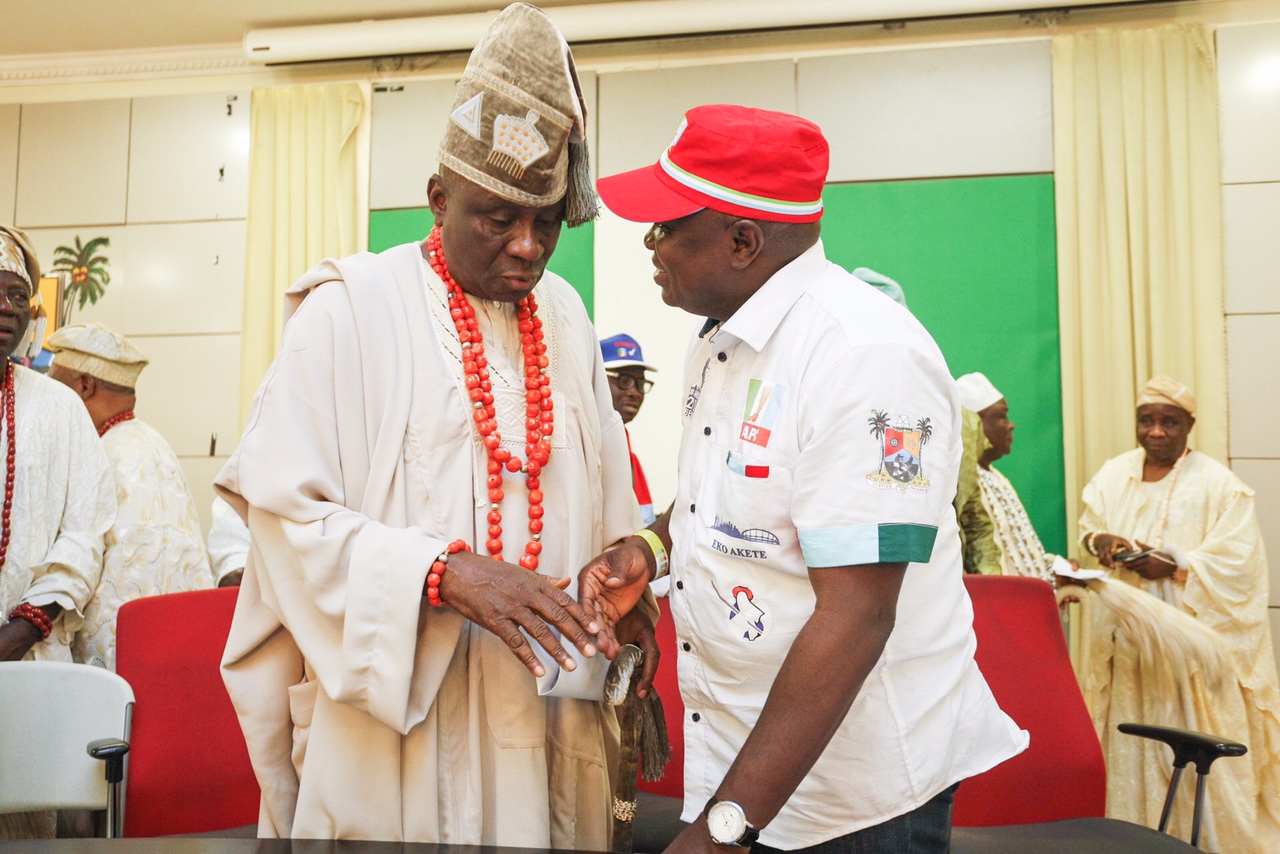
[{"xmin": 704, "ymin": 797, "xmax": 759, "ymax": 847}]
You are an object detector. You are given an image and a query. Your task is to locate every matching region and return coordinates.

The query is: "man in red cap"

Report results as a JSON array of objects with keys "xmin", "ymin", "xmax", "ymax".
[{"xmin": 579, "ymin": 105, "xmax": 1026, "ymax": 853}]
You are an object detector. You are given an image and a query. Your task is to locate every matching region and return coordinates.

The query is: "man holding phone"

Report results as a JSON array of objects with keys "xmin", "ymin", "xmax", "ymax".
[{"xmin": 1076, "ymin": 376, "xmax": 1280, "ymax": 850}]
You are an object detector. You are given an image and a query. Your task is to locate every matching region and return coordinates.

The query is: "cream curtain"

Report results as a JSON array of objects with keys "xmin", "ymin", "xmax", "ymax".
[
  {"xmin": 1053, "ymin": 24, "xmax": 1227, "ymax": 546},
  {"xmin": 239, "ymin": 82, "xmax": 370, "ymax": 422}
]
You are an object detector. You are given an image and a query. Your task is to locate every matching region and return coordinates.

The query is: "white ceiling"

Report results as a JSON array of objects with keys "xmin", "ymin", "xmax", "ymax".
[{"xmin": 1, "ymin": 0, "xmax": 623, "ymax": 56}]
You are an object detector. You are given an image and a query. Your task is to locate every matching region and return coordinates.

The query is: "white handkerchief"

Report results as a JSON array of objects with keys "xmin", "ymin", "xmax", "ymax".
[
  {"xmin": 520, "ymin": 578, "xmax": 640, "ymax": 703},
  {"xmin": 1052, "ymin": 554, "xmax": 1105, "ymax": 580}
]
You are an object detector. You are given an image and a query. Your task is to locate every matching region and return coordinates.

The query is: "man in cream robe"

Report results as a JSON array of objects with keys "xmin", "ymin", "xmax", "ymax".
[
  {"xmin": 1076, "ymin": 376, "xmax": 1280, "ymax": 852},
  {"xmin": 216, "ymin": 4, "xmax": 643, "ymax": 846},
  {"xmin": 0, "ymin": 228, "xmax": 115, "ymax": 840},
  {"xmin": 48, "ymin": 323, "xmax": 212, "ymax": 671}
]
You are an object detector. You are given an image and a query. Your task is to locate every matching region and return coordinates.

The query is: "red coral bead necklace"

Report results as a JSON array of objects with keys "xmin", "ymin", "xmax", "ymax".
[
  {"xmin": 97, "ymin": 410, "xmax": 135, "ymax": 437},
  {"xmin": 426, "ymin": 226, "xmax": 551, "ymax": 571},
  {"xmin": 0, "ymin": 362, "xmax": 15, "ymax": 575}
]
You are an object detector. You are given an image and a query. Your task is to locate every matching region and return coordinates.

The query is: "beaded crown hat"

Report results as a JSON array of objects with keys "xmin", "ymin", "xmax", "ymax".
[
  {"xmin": 48, "ymin": 322, "xmax": 150, "ymax": 389},
  {"xmin": 438, "ymin": 2, "xmax": 598, "ymax": 226},
  {"xmin": 0, "ymin": 225, "xmax": 40, "ymax": 287}
]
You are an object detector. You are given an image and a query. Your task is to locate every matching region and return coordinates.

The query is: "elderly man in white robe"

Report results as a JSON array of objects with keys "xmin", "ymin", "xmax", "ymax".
[
  {"xmin": 1076, "ymin": 375, "xmax": 1280, "ymax": 852},
  {"xmin": 215, "ymin": 4, "xmax": 651, "ymax": 846},
  {"xmin": 47, "ymin": 323, "xmax": 212, "ymax": 670},
  {"xmin": 0, "ymin": 226, "xmax": 115, "ymax": 840}
]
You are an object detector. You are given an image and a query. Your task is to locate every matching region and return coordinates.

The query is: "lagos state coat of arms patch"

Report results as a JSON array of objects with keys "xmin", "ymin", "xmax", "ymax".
[{"xmin": 866, "ymin": 410, "xmax": 932, "ymax": 493}]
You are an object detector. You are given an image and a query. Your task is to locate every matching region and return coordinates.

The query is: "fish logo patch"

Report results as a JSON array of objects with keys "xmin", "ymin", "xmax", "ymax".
[{"xmin": 713, "ymin": 581, "xmax": 766, "ymax": 641}]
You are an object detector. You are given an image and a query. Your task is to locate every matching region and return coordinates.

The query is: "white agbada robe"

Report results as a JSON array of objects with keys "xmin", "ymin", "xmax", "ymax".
[
  {"xmin": 216, "ymin": 242, "xmax": 637, "ymax": 845},
  {"xmin": 0, "ymin": 365, "xmax": 114, "ymax": 656},
  {"xmin": 0, "ymin": 365, "xmax": 114, "ymax": 842},
  {"xmin": 74, "ymin": 418, "xmax": 212, "ymax": 670},
  {"xmin": 1077, "ymin": 448, "xmax": 1280, "ymax": 853}
]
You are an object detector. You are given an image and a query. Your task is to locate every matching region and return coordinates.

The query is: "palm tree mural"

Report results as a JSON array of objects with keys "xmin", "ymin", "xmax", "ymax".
[
  {"xmin": 868, "ymin": 409, "xmax": 890, "ymax": 476},
  {"xmin": 50, "ymin": 236, "xmax": 111, "ymax": 324}
]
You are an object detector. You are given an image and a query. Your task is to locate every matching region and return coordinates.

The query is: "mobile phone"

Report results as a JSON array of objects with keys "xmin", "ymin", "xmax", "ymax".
[{"xmin": 1113, "ymin": 548, "xmax": 1155, "ymax": 563}]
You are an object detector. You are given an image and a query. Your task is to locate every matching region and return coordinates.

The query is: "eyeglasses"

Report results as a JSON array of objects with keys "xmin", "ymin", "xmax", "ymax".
[{"xmin": 607, "ymin": 372, "xmax": 654, "ymax": 394}]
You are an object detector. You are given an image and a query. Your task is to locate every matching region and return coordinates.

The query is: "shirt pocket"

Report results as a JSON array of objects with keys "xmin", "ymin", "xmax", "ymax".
[
  {"xmin": 479, "ymin": 627, "xmax": 548, "ymax": 748},
  {"xmin": 693, "ymin": 443, "xmax": 798, "ymax": 573}
]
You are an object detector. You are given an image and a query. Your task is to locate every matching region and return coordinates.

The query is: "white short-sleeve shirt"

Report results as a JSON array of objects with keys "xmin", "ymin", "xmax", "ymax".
[{"xmin": 668, "ymin": 240, "xmax": 1028, "ymax": 847}]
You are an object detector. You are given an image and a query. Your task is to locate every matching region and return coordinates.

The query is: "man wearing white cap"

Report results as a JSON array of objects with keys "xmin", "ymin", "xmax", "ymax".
[
  {"xmin": 1073, "ymin": 376, "xmax": 1280, "ymax": 850},
  {"xmin": 47, "ymin": 323, "xmax": 212, "ymax": 670},
  {"xmin": 955, "ymin": 372, "xmax": 1071, "ymax": 583},
  {"xmin": 580, "ymin": 105, "xmax": 1026, "ymax": 853},
  {"xmin": 215, "ymin": 4, "xmax": 650, "ymax": 845},
  {"xmin": 0, "ymin": 227, "xmax": 115, "ymax": 841}
]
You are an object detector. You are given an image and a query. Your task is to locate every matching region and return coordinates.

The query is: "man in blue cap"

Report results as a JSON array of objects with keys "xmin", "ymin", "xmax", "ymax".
[{"xmin": 600, "ymin": 333, "xmax": 657, "ymax": 525}]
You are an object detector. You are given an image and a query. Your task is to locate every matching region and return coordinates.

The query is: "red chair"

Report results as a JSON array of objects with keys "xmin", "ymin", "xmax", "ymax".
[
  {"xmin": 952, "ymin": 575, "xmax": 1244, "ymax": 853},
  {"xmin": 953, "ymin": 574, "xmax": 1106, "ymax": 826},
  {"xmin": 115, "ymin": 587, "xmax": 259, "ymax": 837}
]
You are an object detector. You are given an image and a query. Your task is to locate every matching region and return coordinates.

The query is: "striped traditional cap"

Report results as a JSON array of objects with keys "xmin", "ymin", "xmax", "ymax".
[
  {"xmin": 1138, "ymin": 375, "xmax": 1197, "ymax": 416},
  {"xmin": 48, "ymin": 322, "xmax": 149, "ymax": 389},
  {"xmin": 597, "ymin": 104, "xmax": 828, "ymax": 224}
]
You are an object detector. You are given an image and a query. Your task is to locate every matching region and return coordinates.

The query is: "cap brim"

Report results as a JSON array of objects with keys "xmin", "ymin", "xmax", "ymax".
[
  {"xmin": 597, "ymin": 162, "xmax": 705, "ymax": 224},
  {"xmin": 604, "ymin": 359, "xmax": 658, "ymax": 372}
]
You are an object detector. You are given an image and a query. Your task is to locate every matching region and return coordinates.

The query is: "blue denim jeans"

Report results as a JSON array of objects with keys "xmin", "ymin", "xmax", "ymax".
[{"xmin": 752, "ymin": 783, "xmax": 959, "ymax": 854}]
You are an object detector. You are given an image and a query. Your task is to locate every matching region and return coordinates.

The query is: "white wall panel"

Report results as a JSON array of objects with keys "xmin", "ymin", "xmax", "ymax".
[
  {"xmin": 0, "ymin": 105, "xmax": 18, "ymax": 225},
  {"xmin": 16, "ymin": 100, "xmax": 130, "ymax": 228},
  {"xmin": 128, "ymin": 92, "xmax": 250, "ymax": 223},
  {"xmin": 370, "ymin": 79, "xmax": 459, "ymax": 210},
  {"xmin": 179, "ymin": 455, "xmax": 230, "ymax": 541},
  {"xmin": 593, "ymin": 209, "xmax": 703, "ymax": 511},
  {"xmin": 1231, "ymin": 459, "xmax": 1280, "ymax": 607},
  {"xmin": 1223, "ymin": 182, "xmax": 1280, "ymax": 315},
  {"xmin": 1218, "ymin": 23, "xmax": 1280, "ymax": 184},
  {"xmin": 23, "ymin": 222, "xmax": 244, "ymax": 337},
  {"xmin": 132, "ymin": 333, "xmax": 240, "ymax": 459},
  {"xmin": 799, "ymin": 40, "xmax": 1053, "ymax": 182},
  {"xmin": 1227, "ymin": 314, "xmax": 1280, "ymax": 459},
  {"xmin": 119, "ymin": 221, "xmax": 245, "ymax": 336},
  {"xmin": 596, "ymin": 61, "xmax": 796, "ymax": 175}
]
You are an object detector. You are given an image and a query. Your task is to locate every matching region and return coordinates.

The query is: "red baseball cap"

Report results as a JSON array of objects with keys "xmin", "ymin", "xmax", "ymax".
[{"xmin": 597, "ymin": 104, "xmax": 829, "ymax": 224}]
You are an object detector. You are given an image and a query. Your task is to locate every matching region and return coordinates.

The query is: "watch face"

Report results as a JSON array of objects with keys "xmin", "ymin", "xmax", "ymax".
[{"xmin": 707, "ymin": 801, "xmax": 747, "ymax": 844}]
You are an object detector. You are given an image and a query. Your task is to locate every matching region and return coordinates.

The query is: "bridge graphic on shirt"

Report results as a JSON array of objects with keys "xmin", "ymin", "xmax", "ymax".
[{"xmin": 710, "ymin": 516, "xmax": 780, "ymax": 545}]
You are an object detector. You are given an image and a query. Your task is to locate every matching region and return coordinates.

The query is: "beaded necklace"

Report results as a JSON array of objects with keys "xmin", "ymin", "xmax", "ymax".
[
  {"xmin": 426, "ymin": 226, "xmax": 551, "ymax": 571},
  {"xmin": 0, "ymin": 363, "xmax": 13, "ymax": 575},
  {"xmin": 97, "ymin": 410, "xmax": 135, "ymax": 437},
  {"xmin": 1150, "ymin": 447, "xmax": 1191, "ymax": 551}
]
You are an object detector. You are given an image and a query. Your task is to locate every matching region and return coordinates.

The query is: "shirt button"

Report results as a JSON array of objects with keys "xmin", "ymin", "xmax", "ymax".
[
  {"xmin": 703, "ymin": 426, "xmax": 711, "ymax": 436},
  {"xmin": 690, "ymin": 503, "xmax": 696, "ymax": 513},
  {"xmin": 717, "ymin": 352, "xmax": 727, "ymax": 362},
  {"xmin": 682, "ymin": 642, "xmax": 691, "ymax": 652},
  {"xmin": 676, "ymin": 580, "xmax": 684, "ymax": 590},
  {"xmin": 691, "ymin": 712, "xmax": 701, "ymax": 722}
]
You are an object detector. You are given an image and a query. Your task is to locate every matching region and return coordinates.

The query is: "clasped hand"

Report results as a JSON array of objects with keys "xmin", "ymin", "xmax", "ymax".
[
  {"xmin": 438, "ymin": 550, "xmax": 599, "ymax": 678},
  {"xmin": 577, "ymin": 539, "xmax": 660, "ymax": 697}
]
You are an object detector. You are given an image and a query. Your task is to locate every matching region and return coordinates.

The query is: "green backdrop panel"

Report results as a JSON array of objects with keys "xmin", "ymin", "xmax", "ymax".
[
  {"xmin": 821, "ymin": 175, "xmax": 1066, "ymax": 554},
  {"xmin": 368, "ymin": 208, "xmax": 595, "ymax": 317}
]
